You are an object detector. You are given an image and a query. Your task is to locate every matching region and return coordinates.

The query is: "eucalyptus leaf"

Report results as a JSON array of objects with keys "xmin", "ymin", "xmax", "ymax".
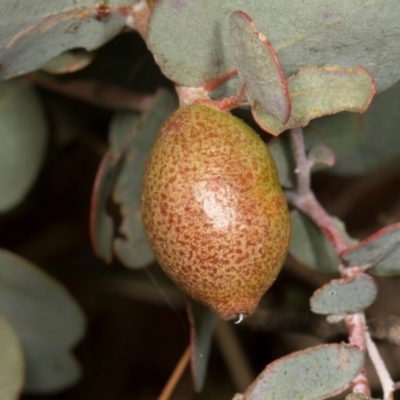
[
  {"xmin": 237, "ymin": 344, "xmax": 364, "ymax": 400},
  {"xmin": 308, "ymin": 145, "xmax": 335, "ymax": 168},
  {"xmin": 148, "ymin": 0, "xmax": 400, "ymax": 92},
  {"xmin": 332, "ymin": 79, "xmax": 400, "ymax": 175},
  {"xmin": 369, "ymin": 244, "xmax": 400, "ymax": 277},
  {"xmin": 187, "ymin": 299, "xmax": 218, "ymax": 392},
  {"xmin": 289, "ymin": 210, "xmax": 339, "ymax": 273},
  {"xmin": 90, "ymin": 152, "xmax": 117, "ymax": 263},
  {"xmin": 23, "ymin": 347, "xmax": 80, "ymax": 393},
  {"xmin": 0, "ymin": 312, "xmax": 24, "ymax": 400},
  {"xmin": 0, "ymin": 249, "xmax": 85, "ymax": 393},
  {"xmin": 269, "ymin": 112, "xmax": 362, "ymax": 188},
  {"xmin": 113, "ymin": 89, "xmax": 178, "ymax": 269},
  {"xmin": 42, "ymin": 49, "xmax": 95, "ymax": 74},
  {"xmin": 310, "ymin": 274, "xmax": 377, "ymax": 315},
  {"xmin": 0, "ymin": 1, "xmax": 139, "ymax": 79},
  {"xmin": 230, "ymin": 11, "xmax": 290, "ymax": 124},
  {"xmin": 89, "ymin": 110, "xmax": 139, "ymax": 264},
  {"xmin": 109, "ymin": 111, "xmax": 138, "ymax": 163},
  {"xmin": 0, "ymin": 79, "xmax": 48, "ymax": 212},
  {"xmin": 268, "ymin": 132, "xmax": 296, "ymax": 188},
  {"xmin": 341, "ymin": 223, "xmax": 400, "ymax": 276},
  {"xmin": 252, "ymin": 66, "xmax": 374, "ymax": 136}
]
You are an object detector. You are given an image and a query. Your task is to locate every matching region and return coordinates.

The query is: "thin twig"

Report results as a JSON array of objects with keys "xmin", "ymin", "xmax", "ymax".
[
  {"xmin": 345, "ymin": 313, "xmax": 370, "ymax": 395},
  {"xmin": 29, "ymin": 75, "xmax": 155, "ymax": 112},
  {"xmin": 288, "ymin": 127, "xmax": 372, "ymax": 395},
  {"xmin": 285, "ymin": 128, "xmax": 349, "ymax": 254},
  {"xmin": 365, "ymin": 331, "xmax": 394, "ymax": 400},
  {"xmin": 158, "ymin": 346, "xmax": 191, "ymax": 400}
]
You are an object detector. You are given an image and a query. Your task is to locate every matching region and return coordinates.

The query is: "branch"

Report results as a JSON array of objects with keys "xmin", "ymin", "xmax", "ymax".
[
  {"xmin": 345, "ymin": 313, "xmax": 370, "ymax": 395},
  {"xmin": 158, "ymin": 346, "xmax": 190, "ymax": 400},
  {"xmin": 30, "ymin": 75, "xmax": 155, "ymax": 113},
  {"xmin": 365, "ymin": 331, "xmax": 394, "ymax": 400},
  {"xmin": 285, "ymin": 128, "xmax": 349, "ymax": 254}
]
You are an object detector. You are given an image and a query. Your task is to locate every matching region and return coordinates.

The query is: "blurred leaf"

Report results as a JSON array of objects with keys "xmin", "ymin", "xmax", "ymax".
[
  {"xmin": 109, "ymin": 111, "xmax": 138, "ymax": 162},
  {"xmin": 42, "ymin": 49, "xmax": 95, "ymax": 74},
  {"xmin": 310, "ymin": 274, "xmax": 377, "ymax": 315},
  {"xmin": 90, "ymin": 111, "xmax": 139, "ymax": 263},
  {"xmin": 90, "ymin": 152, "xmax": 117, "ymax": 263},
  {"xmin": 305, "ymin": 112, "xmax": 362, "ymax": 165},
  {"xmin": 289, "ymin": 210, "xmax": 339, "ymax": 273},
  {"xmin": 0, "ymin": 249, "xmax": 86, "ymax": 393},
  {"xmin": 268, "ymin": 133, "xmax": 296, "ymax": 188},
  {"xmin": 23, "ymin": 346, "xmax": 80, "ymax": 394},
  {"xmin": 269, "ymin": 112, "xmax": 361, "ymax": 188},
  {"xmin": 332, "ymin": 79, "xmax": 400, "ymax": 175},
  {"xmin": 0, "ymin": 79, "xmax": 48, "ymax": 212},
  {"xmin": 187, "ymin": 299, "xmax": 218, "ymax": 392},
  {"xmin": 308, "ymin": 145, "xmax": 335, "ymax": 168},
  {"xmin": 230, "ymin": 11, "xmax": 290, "ymax": 124},
  {"xmin": 113, "ymin": 89, "xmax": 178, "ymax": 269},
  {"xmin": 253, "ymin": 66, "xmax": 375, "ymax": 136},
  {"xmin": 0, "ymin": 312, "xmax": 24, "ymax": 400},
  {"xmin": 369, "ymin": 245, "xmax": 400, "ymax": 277},
  {"xmin": 0, "ymin": 1, "xmax": 139, "ymax": 79},
  {"xmin": 236, "ymin": 344, "xmax": 363, "ymax": 400},
  {"xmin": 148, "ymin": 0, "xmax": 400, "ymax": 92},
  {"xmin": 341, "ymin": 223, "xmax": 400, "ymax": 276}
]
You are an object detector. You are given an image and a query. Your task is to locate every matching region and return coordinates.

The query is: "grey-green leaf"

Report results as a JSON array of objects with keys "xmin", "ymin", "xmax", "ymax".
[
  {"xmin": 90, "ymin": 152, "xmax": 117, "ymax": 263},
  {"xmin": 238, "ymin": 344, "xmax": 364, "ymax": 400},
  {"xmin": 332, "ymin": 79, "xmax": 400, "ymax": 175},
  {"xmin": 0, "ymin": 1, "xmax": 139, "ymax": 79},
  {"xmin": 0, "ymin": 249, "xmax": 85, "ymax": 393},
  {"xmin": 187, "ymin": 299, "xmax": 218, "ymax": 392},
  {"xmin": 269, "ymin": 112, "xmax": 362, "ymax": 188},
  {"xmin": 90, "ymin": 111, "xmax": 138, "ymax": 263},
  {"xmin": 310, "ymin": 274, "xmax": 377, "ymax": 315},
  {"xmin": 308, "ymin": 145, "xmax": 335, "ymax": 168},
  {"xmin": 369, "ymin": 245, "xmax": 400, "ymax": 277},
  {"xmin": 252, "ymin": 66, "xmax": 374, "ymax": 136},
  {"xmin": 289, "ymin": 210, "xmax": 339, "ymax": 273},
  {"xmin": 148, "ymin": 0, "xmax": 400, "ymax": 92},
  {"xmin": 0, "ymin": 79, "xmax": 48, "ymax": 212},
  {"xmin": 0, "ymin": 312, "xmax": 24, "ymax": 400},
  {"xmin": 24, "ymin": 346, "xmax": 80, "ymax": 394},
  {"xmin": 341, "ymin": 223, "xmax": 400, "ymax": 277},
  {"xmin": 42, "ymin": 49, "xmax": 95, "ymax": 74},
  {"xmin": 229, "ymin": 11, "xmax": 290, "ymax": 123},
  {"xmin": 113, "ymin": 89, "xmax": 178, "ymax": 269}
]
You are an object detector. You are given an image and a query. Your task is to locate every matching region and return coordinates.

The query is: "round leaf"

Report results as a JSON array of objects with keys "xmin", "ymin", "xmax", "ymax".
[
  {"xmin": 148, "ymin": 0, "xmax": 400, "ymax": 92},
  {"xmin": 0, "ymin": 79, "xmax": 48, "ymax": 212},
  {"xmin": 42, "ymin": 49, "xmax": 95, "ymax": 74},
  {"xmin": 0, "ymin": 1, "xmax": 139, "ymax": 79},
  {"xmin": 289, "ymin": 210, "xmax": 339, "ymax": 273},
  {"xmin": 239, "ymin": 344, "xmax": 364, "ymax": 400},
  {"xmin": 0, "ymin": 249, "xmax": 85, "ymax": 393},
  {"xmin": 230, "ymin": 11, "xmax": 290, "ymax": 124},
  {"xmin": 310, "ymin": 274, "xmax": 377, "ymax": 315},
  {"xmin": 0, "ymin": 312, "xmax": 24, "ymax": 400},
  {"xmin": 253, "ymin": 66, "xmax": 375, "ymax": 136},
  {"xmin": 332, "ymin": 79, "xmax": 400, "ymax": 175},
  {"xmin": 341, "ymin": 222, "xmax": 400, "ymax": 266},
  {"xmin": 341, "ymin": 223, "xmax": 400, "ymax": 277}
]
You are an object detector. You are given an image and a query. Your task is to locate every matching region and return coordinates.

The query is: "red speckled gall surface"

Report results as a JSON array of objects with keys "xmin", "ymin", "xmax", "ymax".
[{"xmin": 141, "ymin": 104, "xmax": 290, "ymax": 320}]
